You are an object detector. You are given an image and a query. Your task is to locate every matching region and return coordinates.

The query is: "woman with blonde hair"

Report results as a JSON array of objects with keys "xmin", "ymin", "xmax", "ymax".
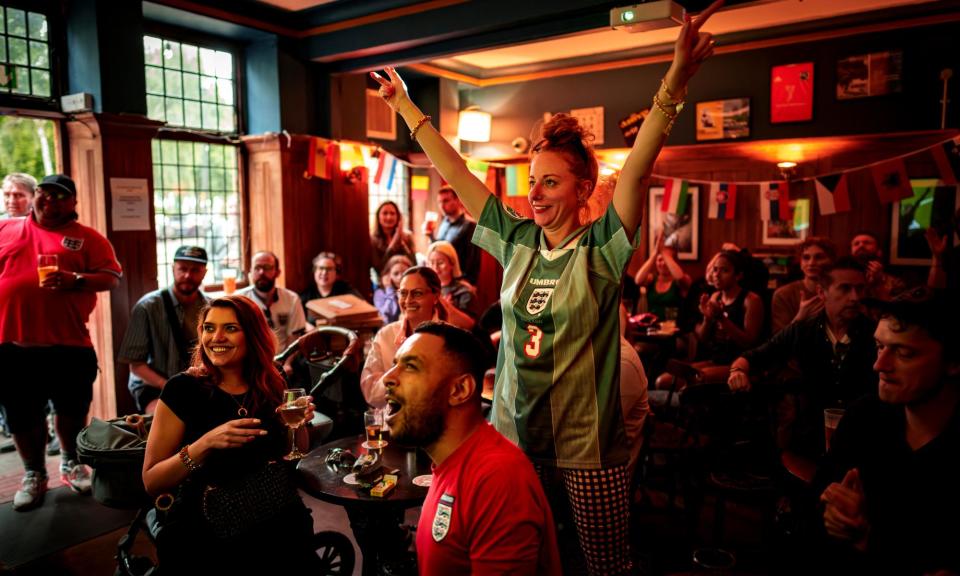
[
  {"xmin": 372, "ymin": 4, "xmax": 719, "ymax": 573},
  {"xmin": 427, "ymin": 240, "xmax": 479, "ymax": 329}
]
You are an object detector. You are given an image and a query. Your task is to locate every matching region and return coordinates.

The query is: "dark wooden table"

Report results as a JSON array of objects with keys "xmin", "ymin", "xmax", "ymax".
[{"xmin": 298, "ymin": 435, "xmax": 432, "ymax": 575}]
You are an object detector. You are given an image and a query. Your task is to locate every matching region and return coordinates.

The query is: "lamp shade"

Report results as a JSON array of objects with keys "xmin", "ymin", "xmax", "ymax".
[{"xmin": 458, "ymin": 109, "xmax": 491, "ymax": 143}]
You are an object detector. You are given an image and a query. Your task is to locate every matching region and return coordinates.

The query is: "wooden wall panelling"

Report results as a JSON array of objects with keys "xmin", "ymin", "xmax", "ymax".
[{"xmin": 67, "ymin": 113, "xmax": 162, "ymax": 419}]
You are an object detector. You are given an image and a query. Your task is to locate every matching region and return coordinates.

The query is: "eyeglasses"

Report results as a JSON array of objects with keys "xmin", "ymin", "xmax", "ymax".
[
  {"xmin": 37, "ymin": 189, "xmax": 72, "ymax": 202},
  {"xmin": 315, "ymin": 266, "xmax": 336, "ymax": 272},
  {"xmin": 253, "ymin": 265, "xmax": 276, "ymax": 272},
  {"xmin": 398, "ymin": 289, "xmax": 427, "ymax": 300}
]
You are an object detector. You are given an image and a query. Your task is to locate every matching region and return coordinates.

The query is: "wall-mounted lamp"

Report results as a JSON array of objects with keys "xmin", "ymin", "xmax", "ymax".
[
  {"xmin": 458, "ymin": 107, "xmax": 491, "ymax": 143},
  {"xmin": 777, "ymin": 161, "xmax": 798, "ymax": 180}
]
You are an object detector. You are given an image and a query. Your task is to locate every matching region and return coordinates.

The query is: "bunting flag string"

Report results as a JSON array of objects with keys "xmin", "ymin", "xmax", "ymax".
[
  {"xmin": 760, "ymin": 181, "xmax": 790, "ymax": 222},
  {"xmin": 649, "ymin": 133, "xmax": 959, "ymax": 219},
  {"xmin": 708, "ymin": 182, "xmax": 737, "ymax": 220},
  {"xmin": 814, "ymin": 173, "xmax": 851, "ymax": 215},
  {"xmin": 871, "ymin": 158, "xmax": 913, "ymax": 204},
  {"xmin": 661, "ymin": 178, "xmax": 690, "ymax": 214}
]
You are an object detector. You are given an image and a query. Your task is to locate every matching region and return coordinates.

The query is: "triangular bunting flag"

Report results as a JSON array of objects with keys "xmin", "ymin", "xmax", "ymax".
[
  {"xmin": 708, "ymin": 182, "xmax": 737, "ymax": 220},
  {"xmin": 466, "ymin": 159, "xmax": 489, "ymax": 182},
  {"xmin": 660, "ymin": 179, "xmax": 689, "ymax": 215},
  {"xmin": 372, "ymin": 152, "xmax": 386, "ymax": 185},
  {"xmin": 871, "ymin": 158, "xmax": 912, "ymax": 203},
  {"xmin": 760, "ymin": 181, "xmax": 790, "ymax": 221},
  {"xmin": 930, "ymin": 136, "xmax": 960, "ymax": 186},
  {"xmin": 306, "ymin": 138, "xmax": 333, "ymax": 179},
  {"xmin": 814, "ymin": 173, "xmax": 851, "ymax": 215},
  {"xmin": 384, "ymin": 154, "xmax": 399, "ymax": 191}
]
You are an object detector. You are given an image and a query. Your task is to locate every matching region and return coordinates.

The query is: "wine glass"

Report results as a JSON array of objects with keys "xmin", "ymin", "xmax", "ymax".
[
  {"xmin": 280, "ymin": 388, "xmax": 308, "ymax": 461},
  {"xmin": 362, "ymin": 409, "xmax": 388, "ymax": 449}
]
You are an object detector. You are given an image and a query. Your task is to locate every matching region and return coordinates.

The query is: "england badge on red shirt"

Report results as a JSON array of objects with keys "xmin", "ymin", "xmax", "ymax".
[
  {"xmin": 432, "ymin": 493, "xmax": 455, "ymax": 542},
  {"xmin": 62, "ymin": 236, "xmax": 84, "ymax": 251}
]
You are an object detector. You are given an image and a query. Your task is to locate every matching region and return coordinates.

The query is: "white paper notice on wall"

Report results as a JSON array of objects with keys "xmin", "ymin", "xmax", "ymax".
[
  {"xmin": 570, "ymin": 106, "xmax": 604, "ymax": 145},
  {"xmin": 110, "ymin": 178, "xmax": 151, "ymax": 231}
]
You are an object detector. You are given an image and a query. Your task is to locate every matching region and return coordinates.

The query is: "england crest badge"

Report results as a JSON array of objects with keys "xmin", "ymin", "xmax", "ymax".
[
  {"xmin": 525, "ymin": 288, "xmax": 553, "ymax": 315},
  {"xmin": 61, "ymin": 236, "xmax": 84, "ymax": 251},
  {"xmin": 432, "ymin": 493, "xmax": 455, "ymax": 542}
]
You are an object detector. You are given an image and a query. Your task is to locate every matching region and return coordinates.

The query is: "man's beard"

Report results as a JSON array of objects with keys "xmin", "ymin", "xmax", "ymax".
[{"xmin": 255, "ymin": 278, "xmax": 275, "ymax": 292}]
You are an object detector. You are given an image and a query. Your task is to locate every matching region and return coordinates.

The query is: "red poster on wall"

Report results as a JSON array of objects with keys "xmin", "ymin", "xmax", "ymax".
[{"xmin": 771, "ymin": 62, "xmax": 814, "ymax": 123}]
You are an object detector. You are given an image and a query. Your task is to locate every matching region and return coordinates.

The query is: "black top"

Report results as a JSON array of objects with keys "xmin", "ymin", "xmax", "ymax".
[
  {"xmin": 812, "ymin": 394, "xmax": 960, "ymax": 575},
  {"xmin": 699, "ymin": 288, "xmax": 753, "ymax": 365},
  {"xmin": 161, "ymin": 373, "xmax": 287, "ymax": 484},
  {"xmin": 741, "ymin": 312, "xmax": 877, "ymax": 456}
]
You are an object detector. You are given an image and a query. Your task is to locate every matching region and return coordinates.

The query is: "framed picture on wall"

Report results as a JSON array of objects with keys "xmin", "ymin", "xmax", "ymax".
[
  {"xmin": 695, "ymin": 98, "xmax": 750, "ymax": 141},
  {"xmin": 890, "ymin": 179, "xmax": 960, "ymax": 265},
  {"xmin": 648, "ymin": 186, "xmax": 699, "ymax": 260},
  {"xmin": 762, "ymin": 198, "xmax": 811, "ymax": 245},
  {"xmin": 836, "ymin": 50, "xmax": 903, "ymax": 100},
  {"xmin": 771, "ymin": 62, "xmax": 814, "ymax": 123}
]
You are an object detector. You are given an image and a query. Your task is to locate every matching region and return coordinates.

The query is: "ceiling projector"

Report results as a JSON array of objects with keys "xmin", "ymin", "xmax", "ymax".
[{"xmin": 611, "ymin": 1, "xmax": 684, "ymax": 32}]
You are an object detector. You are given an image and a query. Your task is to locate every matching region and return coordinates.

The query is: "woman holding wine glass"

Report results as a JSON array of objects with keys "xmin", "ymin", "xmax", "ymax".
[{"xmin": 142, "ymin": 294, "xmax": 320, "ymax": 572}]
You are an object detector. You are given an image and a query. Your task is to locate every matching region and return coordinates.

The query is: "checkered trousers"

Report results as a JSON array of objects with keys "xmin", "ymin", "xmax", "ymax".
[{"xmin": 537, "ymin": 464, "xmax": 633, "ymax": 576}]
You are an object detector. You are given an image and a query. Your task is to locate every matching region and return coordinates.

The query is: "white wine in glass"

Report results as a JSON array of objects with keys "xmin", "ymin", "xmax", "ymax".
[{"xmin": 281, "ymin": 388, "xmax": 308, "ymax": 461}]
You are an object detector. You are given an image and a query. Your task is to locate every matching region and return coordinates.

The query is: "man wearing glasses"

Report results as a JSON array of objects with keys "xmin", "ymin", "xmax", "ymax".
[
  {"xmin": 0, "ymin": 174, "xmax": 122, "ymax": 511},
  {"xmin": 238, "ymin": 250, "xmax": 307, "ymax": 353}
]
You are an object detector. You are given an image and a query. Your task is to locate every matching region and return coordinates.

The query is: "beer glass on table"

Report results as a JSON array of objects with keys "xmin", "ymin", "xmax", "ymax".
[
  {"xmin": 363, "ymin": 409, "xmax": 388, "ymax": 449},
  {"xmin": 280, "ymin": 388, "xmax": 309, "ymax": 461},
  {"xmin": 38, "ymin": 254, "xmax": 58, "ymax": 287}
]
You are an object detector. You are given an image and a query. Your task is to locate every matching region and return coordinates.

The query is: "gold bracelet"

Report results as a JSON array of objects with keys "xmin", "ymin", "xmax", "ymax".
[
  {"xmin": 179, "ymin": 444, "xmax": 200, "ymax": 473},
  {"xmin": 659, "ymin": 78, "xmax": 687, "ymax": 106},
  {"xmin": 409, "ymin": 115, "xmax": 432, "ymax": 140},
  {"xmin": 652, "ymin": 92, "xmax": 683, "ymax": 136}
]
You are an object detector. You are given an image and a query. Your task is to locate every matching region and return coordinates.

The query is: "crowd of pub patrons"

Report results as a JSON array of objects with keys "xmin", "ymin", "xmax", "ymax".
[{"xmin": 2, "ymin": 164, "xmax": 959, "ymax": 574}]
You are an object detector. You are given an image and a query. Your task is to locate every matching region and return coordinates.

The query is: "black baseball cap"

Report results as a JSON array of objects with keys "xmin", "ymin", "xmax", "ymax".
[
  {"xmin": 174, "ymin": 246, "xmax": 208, "ymax": 264},
  {"xmin": 38, "ymin": 174, "xmax": 77, "ymax": 196}
]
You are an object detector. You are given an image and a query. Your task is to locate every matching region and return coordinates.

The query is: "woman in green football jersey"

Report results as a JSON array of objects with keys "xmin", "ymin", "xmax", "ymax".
[{"xmin": 373, "ymin": 3, "xmax": 720, "ymax": 573}]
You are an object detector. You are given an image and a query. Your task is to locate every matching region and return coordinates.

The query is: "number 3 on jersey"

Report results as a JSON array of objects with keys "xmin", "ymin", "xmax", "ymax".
[{"xmin": 524, "ymin": 324, "xmax": 544, "ymax": 358}]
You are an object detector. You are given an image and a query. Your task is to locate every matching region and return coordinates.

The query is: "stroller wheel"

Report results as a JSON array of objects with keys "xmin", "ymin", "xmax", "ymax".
[
  {"xmin": 114, "ymin": 555, "xmax": 156, "ymax": 576},
  {"xmin": 313, "ymin": 530, "xmax": 355, "ymax": 575}
]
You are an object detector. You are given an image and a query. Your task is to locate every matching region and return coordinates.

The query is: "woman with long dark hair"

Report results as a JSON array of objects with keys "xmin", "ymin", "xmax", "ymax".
[
  {"xmin": 142, "ymin": 295, "xmax": 319, "ymax": 573},
  {"xmin": 371, "ymin": 4, "xmax": 719, "ymax": 573},
  {"xmin": 370, "ymin": 200, "xmax": 416, "ymax": 284}
]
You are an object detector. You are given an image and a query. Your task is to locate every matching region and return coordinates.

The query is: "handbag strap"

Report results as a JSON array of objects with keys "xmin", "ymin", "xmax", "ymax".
[{"xmin": 160, "ymin": 289, "xmax": 191, "ymax": 365}]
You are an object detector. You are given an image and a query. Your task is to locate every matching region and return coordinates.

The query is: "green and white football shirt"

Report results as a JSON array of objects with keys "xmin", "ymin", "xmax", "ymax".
[{"xmin": 473, "ymin": 196, "xmax": 640, "ymax": 469}]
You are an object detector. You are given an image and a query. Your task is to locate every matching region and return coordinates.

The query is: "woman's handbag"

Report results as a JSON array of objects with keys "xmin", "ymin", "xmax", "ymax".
[{"xmin": 201, "ymin": 460, "xmax": 301, "ymax": 539}]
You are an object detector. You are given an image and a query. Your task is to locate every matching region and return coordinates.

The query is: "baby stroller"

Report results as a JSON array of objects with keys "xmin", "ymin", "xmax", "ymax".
[{"xmin": 78, "ymin": 327, "xmax": 360, "ymax": 576}]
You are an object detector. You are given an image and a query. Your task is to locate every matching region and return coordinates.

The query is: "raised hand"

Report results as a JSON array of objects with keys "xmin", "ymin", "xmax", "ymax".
[
  {"xmin": 795, "ymin": 294, "xmax": 824, "ymax": 323},
  {"xmin": 671, "ymin": 0, "xmax": 722, "ymax": 84},
  {"xmin": 370, "ymin": 66, "xmax": 409, "ymax": 112}
]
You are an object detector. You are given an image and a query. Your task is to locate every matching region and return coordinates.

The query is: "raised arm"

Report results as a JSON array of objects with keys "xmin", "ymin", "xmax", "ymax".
[
  {"xmin": 612, "ymin": 0, "xmax": 721, "ymax": 237},
  {"xmin": 372, "ymin": 68, "xmax": 492, "ymax": 219}
]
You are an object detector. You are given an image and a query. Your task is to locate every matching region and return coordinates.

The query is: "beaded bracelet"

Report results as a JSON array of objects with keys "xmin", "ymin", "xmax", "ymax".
[
  {"xmin": 659, "ymin": 78, "xmax": 686, "ymax": 106},
  {"xmin": 179, "ymin": 444, "xmax": 200, "ymax": 473},
  {"xmin": 652, "ymin": 92, "xmax": 684, "ymax": 136},
  {"xmin": 410, "ymin": 115, "xmax": 432, "ymax": 140}
]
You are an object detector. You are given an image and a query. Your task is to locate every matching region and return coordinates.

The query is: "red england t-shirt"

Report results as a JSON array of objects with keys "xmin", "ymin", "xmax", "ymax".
[
  {"xmin": 0, "ymin": 216, "xmax": 122, "ymax": 346},
  {"xmin": 416, "ymin": 422, "xmax": 561, "ymax": 576}
]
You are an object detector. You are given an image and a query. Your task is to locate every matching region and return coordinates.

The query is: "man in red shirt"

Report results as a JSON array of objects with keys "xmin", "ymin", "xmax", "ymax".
[
  {"xmin": 382, "ymin": 322, "xmax": 560, "ymax": 575},
  {"xmin": 0, "ymin": 174, "xmax": 122, "ymax": 511}
]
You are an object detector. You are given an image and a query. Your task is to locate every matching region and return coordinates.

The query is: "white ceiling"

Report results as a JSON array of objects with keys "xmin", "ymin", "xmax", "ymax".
[{"xmin": 431, "ymin": 0, "xmax": 933, "ymax": 72}]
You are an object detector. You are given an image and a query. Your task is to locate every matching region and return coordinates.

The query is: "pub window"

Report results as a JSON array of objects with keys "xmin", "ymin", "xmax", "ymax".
[
  {"xmin": 0, "ymin": 6, "xmax": 51, "ymax": 98},
  {"xmin": 143, "ymin": 35, "xmax": 237, "ymax": 134},
  {"xmin": 151, "ymin": 139, "xmax": 242, "ymax": 287}
]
